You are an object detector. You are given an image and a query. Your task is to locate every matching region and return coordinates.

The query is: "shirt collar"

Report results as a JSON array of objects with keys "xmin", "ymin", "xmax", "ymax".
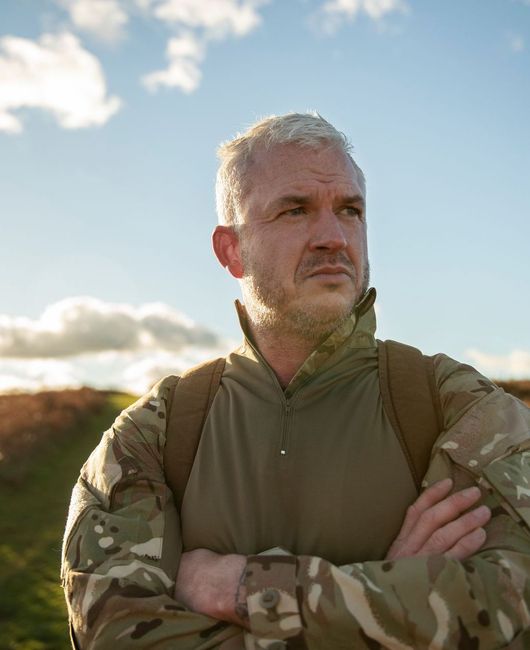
[{"xmin": 235, "ymin": 288, "xmax": 377, "ymax": 394}]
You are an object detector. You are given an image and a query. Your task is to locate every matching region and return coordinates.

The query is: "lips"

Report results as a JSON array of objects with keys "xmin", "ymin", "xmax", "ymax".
[{"xmin": 308, "ymin": 266, "xmax": 352, "ymax": 277}]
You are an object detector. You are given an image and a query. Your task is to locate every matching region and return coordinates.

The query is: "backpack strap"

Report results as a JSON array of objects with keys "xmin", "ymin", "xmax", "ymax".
[
  {"xmin": 378, "ymin": 340, "xmax": 443, "ymax": 492},
  {"xmin": 163, "ymin": 357, "xmax": 226, "ymax": 510}
]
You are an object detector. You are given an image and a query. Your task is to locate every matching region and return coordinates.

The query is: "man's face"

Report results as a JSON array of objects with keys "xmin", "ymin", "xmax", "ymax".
[{"xmin": 236, "ymin": 143, "xmax": 369, "ymax": 340}]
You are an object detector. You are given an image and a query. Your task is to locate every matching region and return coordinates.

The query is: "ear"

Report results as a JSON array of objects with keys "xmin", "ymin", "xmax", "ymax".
[{"xmin": 212, "ymin": 225, "xmax": 244, "ymax": 279}]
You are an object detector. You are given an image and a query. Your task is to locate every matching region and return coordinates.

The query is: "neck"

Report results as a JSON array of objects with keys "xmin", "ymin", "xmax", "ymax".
[{"xmin": 246, "ymin": 322, "xmax": 326, "ymax": 388}]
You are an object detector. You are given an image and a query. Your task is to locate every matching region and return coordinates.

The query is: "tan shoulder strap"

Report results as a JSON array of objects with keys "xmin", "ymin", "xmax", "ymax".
[
  {"xmin": 378, "ymin": 340, "xmax": 443, "ymax": 492},
  {"xmin": 163, "ymin": 357, "xmax": 226, "ymax": 510}
]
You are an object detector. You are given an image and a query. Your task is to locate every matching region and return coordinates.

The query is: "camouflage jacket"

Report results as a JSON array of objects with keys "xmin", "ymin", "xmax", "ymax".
[{"xmin": 62, "ymin": 292, "xmax": 530, "ymax": 649}]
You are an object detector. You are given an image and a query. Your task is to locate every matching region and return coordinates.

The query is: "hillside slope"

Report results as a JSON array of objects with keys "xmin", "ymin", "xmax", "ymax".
[{"xmin": 0, "ymin": 392, "xmax": 134, "ymax": 650}]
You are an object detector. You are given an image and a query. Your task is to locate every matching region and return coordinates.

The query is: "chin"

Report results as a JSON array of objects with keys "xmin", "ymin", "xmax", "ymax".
[
  {"xmin": 294, "ymin": 294, "xmax": 354, "ymax": 329},
  {"xmin": 311, "ymin": 292, "xmax": 356, "ymax": 317}
]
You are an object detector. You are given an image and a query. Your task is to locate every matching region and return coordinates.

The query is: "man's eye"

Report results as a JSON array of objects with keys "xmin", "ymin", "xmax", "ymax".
[
  {"xmin": 342, "ymin": 206, "xmax": 362, "ymax": 219},
  {"xmin": 282, "ymin": 207, "xmax": 305, "ymax": 216}
]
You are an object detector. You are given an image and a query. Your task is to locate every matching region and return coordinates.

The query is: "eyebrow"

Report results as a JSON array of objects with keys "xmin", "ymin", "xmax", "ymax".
[
  {"xmin": 340, "ymin": 194, "xmax": 366, "ymax": 208},
  {"xmin": 267, "ymin": 193, "xmax": 365, "ymax": 213}
]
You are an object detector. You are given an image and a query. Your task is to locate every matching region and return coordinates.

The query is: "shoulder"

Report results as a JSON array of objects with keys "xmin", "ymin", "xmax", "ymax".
[
  {"xmin": 120, "ymin": 374, "xmax": 180, "ymax": 437},
  {"xmin": 429, "ymin": 351, "xmax": 530, "ymax": 448},
  {"xmin": 81, "ymin": 375, "xmax": 180, "ymax": 501},
  {"xmin": 427, "ymin": 353, "xmax": 530, "ymax": 473},
  {"xmin": 429, "ymin": 353, "xmax": 499, "ymax": 430}
]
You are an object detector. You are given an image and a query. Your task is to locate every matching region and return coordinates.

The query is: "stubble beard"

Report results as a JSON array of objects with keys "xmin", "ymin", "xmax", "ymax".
[{"xmin": 241, "ymin": 248, "xmax": 371, "ymax": 345}]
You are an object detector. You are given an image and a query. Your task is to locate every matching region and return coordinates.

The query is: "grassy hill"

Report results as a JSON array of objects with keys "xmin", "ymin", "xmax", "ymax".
[{"xmin": 0, "ymin": 390, "xmax": 135, "ymax": 650}]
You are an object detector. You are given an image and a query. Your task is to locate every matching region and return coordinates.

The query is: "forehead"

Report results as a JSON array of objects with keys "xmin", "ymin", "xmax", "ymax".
[{"xmin": 242, "ymin": 143, "xmax": 364, "ymax": 210}]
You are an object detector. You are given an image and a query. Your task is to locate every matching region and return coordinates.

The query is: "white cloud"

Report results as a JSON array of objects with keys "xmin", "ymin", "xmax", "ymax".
[
  {"xmin": 142, "ymin": 32, "xmax": 205, "ymax": 93},
  {"xmin": 0, "ymin": 32, "xmax": 121, "ymax": 134},
  {"xmin": 316, "ymin": 0, "xmax": 408, "ymax": 33},
  {"xmin": 56, "ymin": 0, "xmax": 129, "ymax": 42},
  {"xmin": 0, "ymin": 297, "xmax": 234, "ymax": 395},
  {"xmin": 151, "ymin": 0, "xmax": 264, "ymax": 38},
  {"xmin": 465, "ymin": 348, "xmax": 530, "ymax": 379},
  {"xmin": 0, "ymin": 296, "xmax": 224, "ymax": 358},
  {"xmin": 141, "ymin": 0, "xmax": 268, "ymax": 93}
]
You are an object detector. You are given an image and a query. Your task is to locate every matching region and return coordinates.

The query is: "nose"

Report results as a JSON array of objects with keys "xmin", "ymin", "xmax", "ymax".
[{"xmin": 308, "ymin": 210, "xmax": 347, "ymax": 252}]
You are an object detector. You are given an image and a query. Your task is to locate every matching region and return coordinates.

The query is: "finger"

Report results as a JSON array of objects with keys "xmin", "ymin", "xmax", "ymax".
[
  {"xmin": 421, "ymin": 505, "xmax": 491, "ymax": 555},
  {"xmin": 394, "ymin": 486, "xmax": 484, "ymax": 556},
  {"xmin": 396, "ymin": 478, "xmax": 454, "ymax": 541},
  {"xmin": 444, "ymin": 527, "xmax": 488, "ymax": 560},
  {"xmin": 386, "ymin": 479, "xmax": 454, "ymax": 559}
]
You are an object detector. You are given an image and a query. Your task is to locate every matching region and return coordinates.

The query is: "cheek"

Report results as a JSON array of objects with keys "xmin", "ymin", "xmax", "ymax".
[
  {"xmin": 348, "ymin": 241, "xmax": 366, "ymax": 264},
  {"xmin": 348, "ymin": 228, "xmax": 368, "ymax": 260}
]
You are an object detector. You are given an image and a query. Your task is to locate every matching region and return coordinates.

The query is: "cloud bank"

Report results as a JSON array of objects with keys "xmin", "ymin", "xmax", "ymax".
[
  {"xmin": 0, "ymin": 32, "xmax": 121, "ymax": 133},
  {"xmin": 0, "ymin": 297, "xmax": 233, "ymax": 395},
  {"xmin": 0, "ymin": 297, "xmax": 222, "ymax": 358}
]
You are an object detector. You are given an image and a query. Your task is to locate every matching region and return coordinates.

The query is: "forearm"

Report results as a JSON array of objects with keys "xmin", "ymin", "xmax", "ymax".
[
  {"xmin": 174, "ymin": 549, "xmax": 250, "ymax": 630},
  {"xmin": 65, "ymin": 570, "xmax": 243, "ymax": 649},
  {"xmin": 245, "ymin": 540, "xmax": 530, "ymax": 649}
]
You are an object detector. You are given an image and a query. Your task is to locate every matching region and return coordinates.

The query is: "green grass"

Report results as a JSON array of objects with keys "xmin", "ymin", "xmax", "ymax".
[{"xmin": 0, "ymin": 393, "xmax": 135, "ymax": 650}]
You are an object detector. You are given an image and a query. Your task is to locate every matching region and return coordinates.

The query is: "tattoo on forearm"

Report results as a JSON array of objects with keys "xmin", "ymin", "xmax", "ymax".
[{"xmin": 235, "ymin": 566, "xmax": 249, "ymax": 622}]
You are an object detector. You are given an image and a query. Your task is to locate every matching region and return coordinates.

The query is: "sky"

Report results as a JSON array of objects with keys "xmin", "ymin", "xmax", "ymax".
[{"xmin": 0, "ymin": 0, "xmax": 529, "ymax": 394}]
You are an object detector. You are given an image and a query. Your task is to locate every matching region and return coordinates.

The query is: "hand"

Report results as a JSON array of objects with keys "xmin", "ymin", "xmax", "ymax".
[
  {"xmin": 174, "ymin": 548, "xmax": 249, "ymax": 629},
  {"xmin": 386, "ymin": 478, "xmax": 491, "ymax": 561}
]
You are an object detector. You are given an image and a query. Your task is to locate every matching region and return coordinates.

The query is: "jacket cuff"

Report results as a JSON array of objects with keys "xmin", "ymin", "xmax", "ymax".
[{"xmin": 245, "ymin": 555, "xmax": 305, "ymax": 649}]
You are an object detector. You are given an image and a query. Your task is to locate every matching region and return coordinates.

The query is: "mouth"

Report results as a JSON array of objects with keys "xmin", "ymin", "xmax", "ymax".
[{"xmin": 307, "ymin": 266, "xmax": 353, "ymax": 278}]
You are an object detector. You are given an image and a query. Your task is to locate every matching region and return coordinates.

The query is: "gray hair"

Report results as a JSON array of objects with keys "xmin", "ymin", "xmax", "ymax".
[{"xmin": 215, "ymin": 112, "xmax": 364, "ymax": 226}]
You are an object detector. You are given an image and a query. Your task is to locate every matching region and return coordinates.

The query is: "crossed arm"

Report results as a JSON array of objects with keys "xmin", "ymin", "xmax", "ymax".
[{"xmin": 174, "ymin": 478, "xmax": 491, "ymax": 630}]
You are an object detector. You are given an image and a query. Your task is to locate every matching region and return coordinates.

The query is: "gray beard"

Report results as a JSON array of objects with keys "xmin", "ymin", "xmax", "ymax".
[{"xmin": 241, "ymin": 256, "xmax": 371, "ymax": 344}]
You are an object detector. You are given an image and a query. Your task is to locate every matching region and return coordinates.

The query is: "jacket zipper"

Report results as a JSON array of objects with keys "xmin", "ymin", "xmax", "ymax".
[
  {"xmin": 241, "ymin": 337, "xmax": 296, "ymax": 457},
  {"xmin": 280, "ymin": 400, "xmax": 292, "ymax": 456}
]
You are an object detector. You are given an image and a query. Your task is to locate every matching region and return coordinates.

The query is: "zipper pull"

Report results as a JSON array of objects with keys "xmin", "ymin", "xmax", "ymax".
[{"xmin": 280, "ymin": 403, "xmax": 291, "ymax": 456}]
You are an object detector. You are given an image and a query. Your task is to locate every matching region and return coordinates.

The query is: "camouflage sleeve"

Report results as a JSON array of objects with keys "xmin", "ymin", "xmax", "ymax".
[
  {"xmin": 61, "ymin": 377, "xmax": 245, "ymax": 649},
  {"xmin": 244, "ymin": 357, "xmax": 530, "ymax": 649}
]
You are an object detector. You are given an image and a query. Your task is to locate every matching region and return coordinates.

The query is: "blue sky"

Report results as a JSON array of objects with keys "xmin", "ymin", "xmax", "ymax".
[{"xmin": 0, "ymin": 0, "xmax": 529, "ymax": 393}]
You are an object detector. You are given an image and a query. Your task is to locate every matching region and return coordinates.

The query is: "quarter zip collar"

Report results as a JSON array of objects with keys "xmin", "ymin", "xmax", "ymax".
[{"xmin": 235, "ymin": 288, "xmax": 377, "ymax": 396}]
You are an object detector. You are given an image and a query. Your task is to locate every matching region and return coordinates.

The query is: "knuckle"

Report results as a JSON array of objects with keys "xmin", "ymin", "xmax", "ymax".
[
  {"xmin": 453, "ymin": 537, "xmax": 475, "ymax": 558},
  {"xmin": 448, "ymin": 529, "xmax": 486, "ymax": 560},
  {"xmin": 419, "ymin": 507, "xmax": 438, "ymax": 527},
  {"xmin": 448, "ymin": 493, "xmax": 467, "ymax": 510},
  {"xmin": 429, "ymin": 529, "xmax": 447, "ymax": 550},
  {"xmin": 454, "ymin": 487, "xmax": 480, "ymax": 504}
]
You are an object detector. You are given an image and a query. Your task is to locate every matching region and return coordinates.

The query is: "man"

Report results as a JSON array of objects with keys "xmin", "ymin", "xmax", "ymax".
[{"xmin": 62, "ymin": 113, "xmax": 530, "ymax": 649}]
